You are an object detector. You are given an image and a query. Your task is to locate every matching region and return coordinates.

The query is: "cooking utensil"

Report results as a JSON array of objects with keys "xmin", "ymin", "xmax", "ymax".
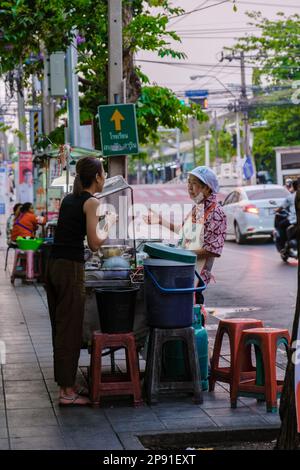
[{"xmin": 98, "ymin": 245, "xmax": 131, "ymax": 259}]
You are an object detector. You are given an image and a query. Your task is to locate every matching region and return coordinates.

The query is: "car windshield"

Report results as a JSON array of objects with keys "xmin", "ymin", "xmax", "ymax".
[{"xmin": 245, "ymin": 188, "xmax": 289, "ymax": 200}]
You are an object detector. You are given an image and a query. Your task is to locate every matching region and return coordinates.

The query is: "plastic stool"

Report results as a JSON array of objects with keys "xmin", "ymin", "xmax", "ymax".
[
  {"xmin": 4, "ymin": 242, "xmax": 17, "ymax": 271},
  {"xmin": 89, "ymin": 331, "xmax": 143, "ymax": 407},
  {"xmin": 209, "ymin": 318, "xmax": 264, "ymax": 395},
  {"xmin": 231, "ymin": 327, "xmax": 290, "ymax": 413},
  {"xmin": 10, "ymin": 249, "xmax": 42, "ymax": 284},
  {"xmin": 144, "ymin": 327, "xmax": 203, "ymax": 405}
]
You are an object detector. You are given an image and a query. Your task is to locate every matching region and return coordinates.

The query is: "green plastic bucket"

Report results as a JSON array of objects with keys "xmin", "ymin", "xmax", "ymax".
[
  {"xmin": 162, "ymin": 306, "xmax": 209, "ymax": 390},
  {"xmin": 16, "ymin": 237, "xmax": 44, "ymax": 251}
]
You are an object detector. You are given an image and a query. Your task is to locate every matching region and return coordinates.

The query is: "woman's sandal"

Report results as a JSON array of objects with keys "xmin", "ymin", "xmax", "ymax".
[
  {"xmin": 59, "ymin": 394, "xmax": 91, "ymax": 407},
  {"xmin": 75, "ymin": 385, "xmax": 89, "ymax": 397}
]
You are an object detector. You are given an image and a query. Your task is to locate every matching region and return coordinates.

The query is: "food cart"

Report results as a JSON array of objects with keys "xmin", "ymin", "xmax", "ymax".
[{"xmin": 82, "ymin": 175, "xmax": 149, "ymax": 351}]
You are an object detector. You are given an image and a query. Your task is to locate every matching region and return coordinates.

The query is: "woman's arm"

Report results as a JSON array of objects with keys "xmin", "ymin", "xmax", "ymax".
[
  {"xmin": 193, "ymin": 248, "xmax": 219, "ymax": 259},
  {"xmin": 84, "ymin": 198, "xmax": 117, "ymax": 252},
  {"xmin": 144, "ymin": 209, "xmax": 181, "ymax": 234}
]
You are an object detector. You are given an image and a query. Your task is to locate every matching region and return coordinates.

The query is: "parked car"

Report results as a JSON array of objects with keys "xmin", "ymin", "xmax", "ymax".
[{"xmin": 222, "ymin": 184, "xmax": 289, "ymax": 243}]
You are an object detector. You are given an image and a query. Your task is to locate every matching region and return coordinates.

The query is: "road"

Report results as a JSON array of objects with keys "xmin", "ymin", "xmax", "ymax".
[{"xmin": 204, "ymin": 239, "xmax": 298, "ymax": 331}]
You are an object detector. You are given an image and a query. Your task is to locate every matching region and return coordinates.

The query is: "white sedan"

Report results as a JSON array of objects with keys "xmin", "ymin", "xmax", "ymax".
[{"xmin": 222, "ymin": 184, "xmax": 289, "ymax": 243}]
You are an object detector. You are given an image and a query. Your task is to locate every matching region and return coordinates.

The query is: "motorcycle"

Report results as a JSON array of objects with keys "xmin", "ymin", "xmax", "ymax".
[{"xmin": 273, "ymin": 209, "xmax": 298, "ymax": 262}]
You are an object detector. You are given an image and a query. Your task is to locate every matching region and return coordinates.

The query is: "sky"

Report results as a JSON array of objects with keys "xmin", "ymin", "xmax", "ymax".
[{"xmin": 137, "ymin": 0, "xmax": 300, "ymax": 108}]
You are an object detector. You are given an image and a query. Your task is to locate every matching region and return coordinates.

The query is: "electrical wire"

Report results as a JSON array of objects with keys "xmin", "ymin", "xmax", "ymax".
[
  {"xmin": 237, "ymin": 0, "xmax": 300, "ymax": 8},
  {"xmin": 169, "ymin": 1, "xmax": 210, "ymax": 27},
  {"xmin": 168, "ymin": 0, "xmax": 231, "ymax": 20}
]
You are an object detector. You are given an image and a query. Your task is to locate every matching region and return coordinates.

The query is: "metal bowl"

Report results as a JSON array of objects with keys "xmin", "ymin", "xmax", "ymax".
[{"xmin": 98, "ymin": 245, "xmax": 130, "ymax": 259}]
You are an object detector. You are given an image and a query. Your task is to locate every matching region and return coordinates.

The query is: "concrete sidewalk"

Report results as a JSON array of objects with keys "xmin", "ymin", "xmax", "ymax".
[{"xmin": 0, "ymin": 247, "xmax": 284, "ymax": 450}]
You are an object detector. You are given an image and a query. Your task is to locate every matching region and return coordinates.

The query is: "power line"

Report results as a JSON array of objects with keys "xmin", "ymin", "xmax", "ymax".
[
  {"xmin": 237, "ymin": 0, "xmax": 300, "ymax": 8},
  {"xmin": 169, "ymin": 0, "xmax": 231, "ymax": 20},
  {"xmin": 136, "ymin": 58, "xmax": 300, "ymax": 71},
  {"xmin": 169, "ymin": 1, "xmax": 210, "ymax": 27}
]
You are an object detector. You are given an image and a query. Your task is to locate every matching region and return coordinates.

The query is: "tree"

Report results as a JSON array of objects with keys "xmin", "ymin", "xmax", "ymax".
[
  {"xmin": 0, "ymin": 0, "xmax": 207, "ymax": 151},
  {"xmin": 230, "ymin": 11, "xmax": 300, "ymax": 449}
]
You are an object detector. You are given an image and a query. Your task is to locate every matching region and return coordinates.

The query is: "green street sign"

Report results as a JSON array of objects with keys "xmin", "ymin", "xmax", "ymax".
[{"xmin": 98, "ymin": 103, "xmax": 139, "ymax": 157}]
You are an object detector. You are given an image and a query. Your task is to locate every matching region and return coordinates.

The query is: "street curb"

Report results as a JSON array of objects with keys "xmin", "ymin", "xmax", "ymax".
[{"xmin": 119, "ymin": 426, "xmax": 280, "ymax": 450}]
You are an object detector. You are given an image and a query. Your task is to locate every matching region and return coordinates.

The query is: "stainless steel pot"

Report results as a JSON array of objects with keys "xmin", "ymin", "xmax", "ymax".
[{"xmin": 98, "ymin": 245, "xmax": 130, "ymax": 259}]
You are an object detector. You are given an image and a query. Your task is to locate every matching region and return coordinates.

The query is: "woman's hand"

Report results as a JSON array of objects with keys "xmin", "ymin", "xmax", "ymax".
[{"xmin": 143, "ymin": 209, "xmax": 161, "ymax": 225}]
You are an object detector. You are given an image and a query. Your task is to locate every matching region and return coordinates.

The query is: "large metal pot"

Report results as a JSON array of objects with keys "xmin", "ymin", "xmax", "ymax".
[{"xmin": 98, "ymin": 244, "xmax": 131, "ymax": 259}]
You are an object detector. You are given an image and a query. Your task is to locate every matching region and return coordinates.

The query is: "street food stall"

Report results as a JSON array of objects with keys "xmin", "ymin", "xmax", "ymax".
[{"xmin": 82, "ymin": 175, "xmax": 149, "ymax": 350}]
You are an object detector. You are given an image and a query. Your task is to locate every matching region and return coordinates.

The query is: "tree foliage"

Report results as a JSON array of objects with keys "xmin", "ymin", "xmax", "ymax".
[
  {"xmin": 0, "ymin": 0, "xmax": 207, "ymax": 149},
  {"xmin": 229, "ymin": 12, "xmax": 300, "ymax": 175},
  {"xmin": 232, "ymin": 12, "xmax": 300, "ymax": 83}
]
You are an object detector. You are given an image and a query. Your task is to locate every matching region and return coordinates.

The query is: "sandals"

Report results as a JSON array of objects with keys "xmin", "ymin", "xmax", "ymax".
[
  {"xmin": 59, "ymin": 394, "xmax": 91, "ymax": 407},
  {"xmin": 75, "ymin": 385, "xmax": 89, "ymax": 397}
]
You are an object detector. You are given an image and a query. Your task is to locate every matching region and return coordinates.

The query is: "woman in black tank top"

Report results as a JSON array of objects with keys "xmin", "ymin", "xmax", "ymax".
[{"xmin": 46, "ymin": 157, "xmax": 117, "ymax": 406}]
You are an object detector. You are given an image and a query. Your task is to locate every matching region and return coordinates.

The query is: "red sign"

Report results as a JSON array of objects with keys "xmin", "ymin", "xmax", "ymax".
[{"xmin": 18, "ymin": 151, "xmax": 33, "ymax": 203}]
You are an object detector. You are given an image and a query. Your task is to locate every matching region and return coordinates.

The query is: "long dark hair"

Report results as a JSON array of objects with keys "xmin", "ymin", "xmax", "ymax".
[
  {"xmin": 73, "ymin": 157, "xmax": 104, "ymax": 196},
  {"xmin": 20, "ymin": 202, "xmax": 33, "ymax": 213}
]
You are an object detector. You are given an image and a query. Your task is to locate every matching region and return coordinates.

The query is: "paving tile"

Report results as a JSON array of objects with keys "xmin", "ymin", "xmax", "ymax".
[
  {"xmin": 5, "ymin": 353, "xmax": 38, "ymax": 365},
  {"xmin": 5, "ymin": 392, "xmax": 51, "ymax": 410},
  {"xmin": 212, "ymin": 415, "xmax": 269, "ymax": 428},
  {"xmin": 117, "ymin": 432, "xmax": 146, "ymax": 450},
  {"xmin": 260, "ymin": 414, "xmax": 281, "ymax": 426},
  {"xmin": 104, "ymin": 406, "xmax": 158, "ymax": 422},
  {"xmin": 10, "ymin": 437, "xmax": 67, "ymax": 450},
  {"xmin": 0, "ymin": 425, "xmax": 8, "ymax": 438},
  {"xmin": 40, "ymin": 367, "xmax": 54, "ymax": 379},
  {"xmin": 4, "ymin": 380, "xmax": 48, "ymax": 394},
  {"xmin": 3, "ymin": 364, "xmax": 43, "ymax": 381},
  {"xmin": 55, "ymin": 407, "xmax": 108, "ymax": 427},
  {"xmin": 111, "ymin": 417, "xmax": 165, "ymax": 433},
  {"xmin": 0, "ymin": 439, "xmax": 9, "ymax": 450},
  {"xmin": 64, "ymin": 432, "xmax": 123, "ymax": 450},
  {"xmin": 159, "ymin": 416, "xmax": 217, "ymax": 430},
  {"xmin": 0, "ymin": 411, "xmax": 7, "ymax": 428},
  {"xmin": 9, "ymin": 425, "xmax": 63, "ymax": 439},
  {"xmin": 204, "ymin": 406, "xmax": 258, "ymax": 417},
  {"xmin": 7, "ymin": 408, "xmax": 57, "ymax": 428}
]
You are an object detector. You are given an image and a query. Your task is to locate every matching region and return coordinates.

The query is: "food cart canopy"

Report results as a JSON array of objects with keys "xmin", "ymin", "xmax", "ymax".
[
  {"xmin": 51, "ymin": 171, "xmax": 75, "ymax": 190},
  {"xmin": 94, "ymin": 175, "xmax": 131, "ymax": 199},
  {"xmin": 45, "ymin": 146, "xmax": 102, "ymax": 159}
]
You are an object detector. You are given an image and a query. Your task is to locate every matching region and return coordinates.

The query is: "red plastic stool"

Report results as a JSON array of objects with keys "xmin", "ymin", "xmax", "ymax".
[
  {"xmin": 231, "ymin": 327, "xmax": 290, "ymax": 413},
  {"xmin": 89, "ymin": 331, "xmax": 143, "ymax": 407},
  {"xmin": 10, "ymin": 249, "xmax": 42, "ymax": 284},
  {"xmin": 209, "ymin": 318, "xmax": 264, "ymax": 395}
]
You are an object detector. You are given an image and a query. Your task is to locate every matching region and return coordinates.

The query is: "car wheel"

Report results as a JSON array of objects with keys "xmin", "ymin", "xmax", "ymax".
[{"xmin": 234, "ymin": 222, "xmax": 246, "ymax": 244}]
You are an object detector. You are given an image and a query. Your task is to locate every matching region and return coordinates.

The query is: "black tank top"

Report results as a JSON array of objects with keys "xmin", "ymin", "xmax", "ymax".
[{"xmin": 51, "ymin": 191, "xmax": 93, "ymax": 262}]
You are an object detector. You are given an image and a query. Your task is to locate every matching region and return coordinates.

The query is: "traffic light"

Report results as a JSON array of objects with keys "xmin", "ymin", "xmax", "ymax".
[{"xmin": 189, "ymin": 97, "xmax": 208, "ymax": 109}]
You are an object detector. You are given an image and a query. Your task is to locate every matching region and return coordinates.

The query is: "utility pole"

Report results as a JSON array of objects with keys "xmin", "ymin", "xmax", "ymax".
[
  {"xmin": 189, "ymin": 118, "xmax": 196, "ymax": 167},
  {"xmin": 17, "ymin": 65, "xmax": 27, "ymax": 152},
  {"xmin": 221, "ymin": 51, "xmax": 256, "ymax": 184},
  {"xmin": 205, "ymin": 133, "xmax": 211, "ymax": 168},
  {"xmin": 214, "ymin": 111, "xmax": 219, "ymax": 160},
  {"xmin": 240, "ymin": 53, "xmax": 250, "ymax": 159},
  {"xmin": 66, "ymin": 34, "xmax": 80, "ymax": 147},
  {"xmin": 42, "ymin": 53, "xmax": 55, "ymax": 137},
  {"xmin": 108, "ymin": 0, "xmax": 127, "ymax": 179},
  {"xmin": 235, "ymin": 100, "xmax": 242, "ymax": 183}
]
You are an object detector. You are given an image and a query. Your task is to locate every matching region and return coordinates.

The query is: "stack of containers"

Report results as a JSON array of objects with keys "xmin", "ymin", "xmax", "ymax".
[{"xmin": 142, "ymin": 243, "xmax": 209, "ymax": 389}]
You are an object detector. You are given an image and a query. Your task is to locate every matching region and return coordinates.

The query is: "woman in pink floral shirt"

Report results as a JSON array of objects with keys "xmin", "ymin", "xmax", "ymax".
[{"xmin": 145, "ymin": 166, "xmax": 226, "ymax": 304}]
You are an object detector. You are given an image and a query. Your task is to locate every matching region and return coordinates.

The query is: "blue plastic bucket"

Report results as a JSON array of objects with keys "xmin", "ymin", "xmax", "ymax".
[{"xmin": 144, "ymin": 259, "xmax": 206, "ymax": 328}]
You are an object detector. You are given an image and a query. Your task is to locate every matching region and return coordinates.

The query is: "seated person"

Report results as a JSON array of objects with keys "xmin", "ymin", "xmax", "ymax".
[
  {"xmin": 11, "ymin": 202, "xmax": 46, "ymax": 241},
  {"xmin": 6, "ymin": 203, "xmax": 22, "ymax": 245}
]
